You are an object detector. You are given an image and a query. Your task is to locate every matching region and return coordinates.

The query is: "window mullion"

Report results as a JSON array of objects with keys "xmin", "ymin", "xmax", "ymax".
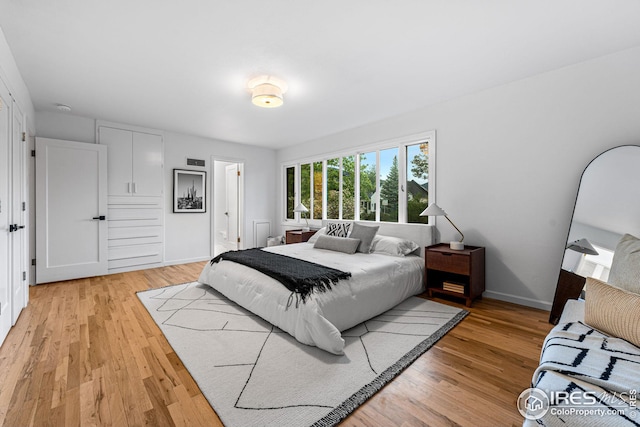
[
  {"xmin": 338, "ymin": 157, "xmax": 343, "ymax": 220},
  {"xmin": 398, "ymin": 145, "xmax": 407, "ymax": 223},
  {"xmin": 322, "ymin": 160, "xmax": 327, "ymax": 220},
  {"xmin": 355, "ymin": 154, "xmax": 361, "ymax": 220}
]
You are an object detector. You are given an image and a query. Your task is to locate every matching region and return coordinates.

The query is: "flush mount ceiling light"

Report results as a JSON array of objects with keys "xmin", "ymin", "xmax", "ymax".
[
  {"xmin": 247, "ymin": 76, "xmax": 287, "ymax": 108},
  {"xmin": 56, "ymin": 103, "xmax": 72, "ymax": 112}
]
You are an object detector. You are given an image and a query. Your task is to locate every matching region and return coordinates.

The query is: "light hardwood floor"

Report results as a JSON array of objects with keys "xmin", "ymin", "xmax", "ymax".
[{"xmin": 0, "ymin": 262, "xmax": 552, "ymax": 427}]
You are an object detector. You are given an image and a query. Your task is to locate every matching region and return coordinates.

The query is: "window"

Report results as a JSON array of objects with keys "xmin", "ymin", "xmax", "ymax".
[
  {"xmin": 342, "ymin": 156, "xmax": 355, "ymax": 220},
  {"xmin": 285, "ymin": 166, "xmax": 295, "ymax": 220},
  {"xmin": 380, "ymin": 148, "xmax": 399, "ymax": 222},
  {"xmin": 300, "ymin": 163, "xmax": 311, "ymax": 217},
  {"xmin": 359, "ymin": 152, "xmax": 377, "ymax": 221},
  {"xmin": 327, "ymin": 158, "xmax": 340, "ymax": 219},
  {"xmin": 282, "ymin": 131, "xmax": 434, "ymax": 225},
  {"xmin": 406, "ymin": 142, "xmax": 429, "ymax": 224}
]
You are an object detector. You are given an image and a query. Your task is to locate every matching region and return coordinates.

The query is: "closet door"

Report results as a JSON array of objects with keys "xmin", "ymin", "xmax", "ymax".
[
  {"xmin": 11, "ymin": 101, "xmax": 27, "ymax": 323},
  {"xmin": 0, "ymin": 81, "xmax": 11, "ymax": 344},
  {"xmin": 99, "ymin": 126, "xmax": 133, "ymax": 196},
  {"xmin": 132, "ymin": 132, "xmax": 163, "ymax": 196}
]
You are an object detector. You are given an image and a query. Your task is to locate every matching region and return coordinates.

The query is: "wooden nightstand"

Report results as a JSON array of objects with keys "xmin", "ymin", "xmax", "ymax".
[
  {"xmin": 549, "ymin": 269, "xmax": 586, "ymax": 324},
  {"xmin": 426, "ymin": 243, "xmax": 485, "ymax": 307},
  {"xmin": 285, "ymin": 229, "xmax": 317, "ymax": 244}
]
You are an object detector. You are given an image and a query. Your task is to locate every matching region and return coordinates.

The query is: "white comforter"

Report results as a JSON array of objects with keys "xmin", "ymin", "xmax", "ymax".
[{"xmin": 198, "ymin": 243, "xmax": 424, "ymax": 354}]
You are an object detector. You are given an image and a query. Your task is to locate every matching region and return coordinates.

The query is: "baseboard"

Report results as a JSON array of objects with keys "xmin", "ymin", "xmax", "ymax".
[
  {"xmin": 483, "ymin": 290, "xmax": 552, "ymax": 311},
  {"xmin": 163, "ymin": 256, "xmax": 211, "ymax": 267}
]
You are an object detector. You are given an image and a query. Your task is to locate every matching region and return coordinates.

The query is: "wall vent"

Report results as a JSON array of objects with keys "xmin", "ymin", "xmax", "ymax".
[{"xmin": 187, "ymin": 158, "xmax": 205, "ymax": 167}]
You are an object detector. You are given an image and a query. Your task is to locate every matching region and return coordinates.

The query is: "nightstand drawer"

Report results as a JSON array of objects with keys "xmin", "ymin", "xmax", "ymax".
[{"xmin": 427, "ymin": 251, "xmax": 469, "ymax": 275}]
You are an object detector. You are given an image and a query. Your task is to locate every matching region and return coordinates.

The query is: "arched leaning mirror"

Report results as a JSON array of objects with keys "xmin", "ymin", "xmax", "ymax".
[{"xmin": 549, "ymin": 145, "xmax": 640, "ymax": 324}]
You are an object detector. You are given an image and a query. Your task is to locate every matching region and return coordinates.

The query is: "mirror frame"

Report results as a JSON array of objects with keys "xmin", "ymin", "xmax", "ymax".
[{"xmin": 549, "ymin": 144, "xmax": 640, "ymax": 324}]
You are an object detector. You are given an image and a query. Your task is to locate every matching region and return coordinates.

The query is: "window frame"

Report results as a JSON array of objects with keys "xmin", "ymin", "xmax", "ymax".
[{"xmin": 281, "ymin": 130, "xmax": 436, "ymax": 226}]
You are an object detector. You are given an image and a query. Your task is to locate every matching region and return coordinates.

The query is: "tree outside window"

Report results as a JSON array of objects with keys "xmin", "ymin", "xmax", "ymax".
[
  {"xmin": 407, "ymin": 142, "xmax": 429, "ymax": 224},
  {"xmin": 286, "ymin": 166, "xmax": 295, "ymax": 219},
  {"xmin": 327, "ymin": 158, "xmax": 340, "ymax": 219},
  {"xmin": 342, "ymin": 155, "xmax": 355, "ymax": 220},
  {"xmin": 380, "ymin": 148, "xmax": 399, "ymax": 222},
  {"xmin": 313, "ymin": 162, "xmax": 323, "ymax": 219},
  {"xmin": 359, "ymin": 152, "xmax": 377, "ymax": 221}
]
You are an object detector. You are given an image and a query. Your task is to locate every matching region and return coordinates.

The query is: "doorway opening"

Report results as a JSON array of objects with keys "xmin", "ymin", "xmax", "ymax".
[{"xmin": 212, "ymin": 159, "xmax": 244, "ymax": 257}]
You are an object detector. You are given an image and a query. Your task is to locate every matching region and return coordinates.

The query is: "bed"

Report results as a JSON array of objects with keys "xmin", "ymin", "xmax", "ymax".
[{"xmin": 198, "ymin": 221, "xmax": 433, "ymax": 354}]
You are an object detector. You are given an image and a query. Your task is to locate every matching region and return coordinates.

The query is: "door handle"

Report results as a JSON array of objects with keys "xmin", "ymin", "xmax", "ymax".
[
  {"xmin": 8, "ymin": 224, "xmax": 24, "ymax": 232},
  {"xmin": 92, "ymin": 215, "xmax": 106, "ymax": 220}
]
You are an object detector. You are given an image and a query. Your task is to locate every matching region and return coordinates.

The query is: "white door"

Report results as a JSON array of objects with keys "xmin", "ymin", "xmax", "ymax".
[
  {"xmin": 11, "ymin": 101, "xmax": 26, "ymax": 323},
  {"xmin": 225, "ymin": 164, "xmax": 239, "ymax": 250},
  {"xmin": 36, "ymin": 138, "xmax": 108, "ymax": 284},
  {"xmin": 0, "ymin": 81, "xmax": 11, "ymax": 344}
]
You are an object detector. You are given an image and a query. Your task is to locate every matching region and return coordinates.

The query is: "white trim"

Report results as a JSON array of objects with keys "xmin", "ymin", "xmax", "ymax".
[
  {"xmin": 163, "ymin": 256, "xmax": 211, "ymax": 266},
  {"xmin": 95, "ymin": 119, "xmax": 164, "ymax": 139},
  {"xmin": 482, "ymin": 290, "xmax": 552, "ymax": 311},
  {"xmin": 253, "ymin": 219, "xmax": 271, "ymax": 247},
  {"xmin": 210, "ymin": 156, "xmax": 245, "ymax": 256},
  {"xmin": 282, "ymin": 164, "xmax": 297, "ymax": 223},
  {"xmin": 285, "ymin": 130, "xmax": 436, "ymax": 165}
]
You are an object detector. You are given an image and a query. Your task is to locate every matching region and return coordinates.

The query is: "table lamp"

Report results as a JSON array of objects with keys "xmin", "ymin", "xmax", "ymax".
[
  {"xmin": 566, "ymin": 238, "xmax": 598, "ymax": 255},
  {"xmin": 420, "ymin": 203, "xmax": 464, "ymax": 250},
  {"xmin": 294, "ymin": 203, "xmax": 310, "ymax": 231}
]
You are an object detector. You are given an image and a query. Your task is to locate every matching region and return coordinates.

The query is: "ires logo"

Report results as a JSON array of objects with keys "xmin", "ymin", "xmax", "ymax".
[
  {"xmin": 517, "ymin": 388, "xmax": 550, "ymax": 420},
  {"xmin": 549, "ymin": 391, "xmax": 598, "ymax": 406}
]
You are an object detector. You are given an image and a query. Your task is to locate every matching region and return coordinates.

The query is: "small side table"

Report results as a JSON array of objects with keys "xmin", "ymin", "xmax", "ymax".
[
  {"xmin": 285, "ymin": 229, "xmax": 317, "ymax": 244},
  {"xmin": 549, "ymin": 269, "xmax": 586, "ymax": 324},
  {"xmin": 425, "ymin": 243, "xmax": 485, "ymax": 307}
]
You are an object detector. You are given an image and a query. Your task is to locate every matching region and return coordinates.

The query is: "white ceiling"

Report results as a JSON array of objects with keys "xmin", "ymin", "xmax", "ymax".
[{"xmin": 2, "ymin": 1, "xmax": 640, "ymax": 149}]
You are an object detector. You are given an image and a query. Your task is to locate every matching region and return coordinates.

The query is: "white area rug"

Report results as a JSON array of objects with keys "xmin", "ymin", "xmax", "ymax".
[{"xmin": 137, "ymin": 282, "xmax": 468, "ymax": 427}]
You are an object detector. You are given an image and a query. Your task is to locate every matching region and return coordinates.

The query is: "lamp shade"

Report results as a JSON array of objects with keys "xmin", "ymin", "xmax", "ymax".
[
  {"xmin": 293, "ymin": 203, "xmax": 309, "ymax": 213},
  {"xmin": 419, "ymin": 202, "xmax": 465, "ymax": 250},
  {"xmin": 420, "ymin": 203, "xmax": 446, "ymax": 217},
  {"xmin": 247, "ymin": 76, "xmax": 288, "ymax": 108},
  {"xmin": 566, "ymin": 238, "xmax": 599, "ymax": 255}
]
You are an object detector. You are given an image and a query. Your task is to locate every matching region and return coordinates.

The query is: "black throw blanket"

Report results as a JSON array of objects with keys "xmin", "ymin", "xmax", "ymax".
[{"xmin": 210, "ymin": 248, "xmax": 351, "ymax": 304}]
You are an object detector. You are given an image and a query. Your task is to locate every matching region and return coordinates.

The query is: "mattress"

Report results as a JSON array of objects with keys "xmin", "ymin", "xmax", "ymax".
[{"xmin": 198, "ymin": 242, "xmax": 425, "ymax": 354}]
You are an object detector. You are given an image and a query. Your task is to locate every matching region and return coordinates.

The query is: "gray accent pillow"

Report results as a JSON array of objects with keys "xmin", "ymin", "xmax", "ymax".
[
  {"xmin": 349, "ymin": 222, "xmax": 379, "ymax": 253},
  {"xmin": 313, "ymin": 234, "xmax": 361, "ymax": 254},
  {"xmin": 609, "ymin": 233, "xmax": 640, "ymax": 294},
  {"xmin": 326, "ymin": 222, "xmax": 352, "ymax": 238}
]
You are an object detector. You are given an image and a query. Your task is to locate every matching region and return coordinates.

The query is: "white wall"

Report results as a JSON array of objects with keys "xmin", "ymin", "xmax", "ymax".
[
  {"xmin": 162, "ymin": 131, "xmax": 276, "ymax": 264},
  {"xmin": 35, "ymin": 111, "xmax": 277, "ymax": 267},
  {"xmin": 277, "ymin": 46, "xmax": 640, "ymax": 310},
  {"xmin": 0, "ymin": 27, "xmax": 35, "ymax": 130}
]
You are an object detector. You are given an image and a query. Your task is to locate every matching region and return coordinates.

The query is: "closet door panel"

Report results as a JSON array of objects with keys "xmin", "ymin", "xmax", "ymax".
[
  {"xmin": 99, "ymin": 127, "xmax": 133, "ymax": 196},
  {"xmin": 132, "ymin": 132, "xmax": 163, "ymax": 196}
]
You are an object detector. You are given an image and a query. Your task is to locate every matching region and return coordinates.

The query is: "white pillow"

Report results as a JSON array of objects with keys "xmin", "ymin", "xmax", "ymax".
[
  {"xmin": 306, "ymin": 227, "xmax": 326, "ymax": 244},
  {"xmin": 371, "ymin": 234, "xmax": 420, "ymax": 256},
  {"xmin": 609, "ymin": 233, "xmax": 640, "ymax": 294}
]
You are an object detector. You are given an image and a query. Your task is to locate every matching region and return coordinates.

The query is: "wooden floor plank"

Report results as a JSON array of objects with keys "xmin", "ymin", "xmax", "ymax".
[{"xmin": 0, "ymin": 262, "xmax": 552, "ymax": 427}]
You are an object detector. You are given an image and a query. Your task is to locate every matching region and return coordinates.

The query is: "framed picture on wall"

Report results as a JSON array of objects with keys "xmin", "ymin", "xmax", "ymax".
[{"xmin": 173, "ymin": 169, "xmax": 206, "ymax": 213}]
